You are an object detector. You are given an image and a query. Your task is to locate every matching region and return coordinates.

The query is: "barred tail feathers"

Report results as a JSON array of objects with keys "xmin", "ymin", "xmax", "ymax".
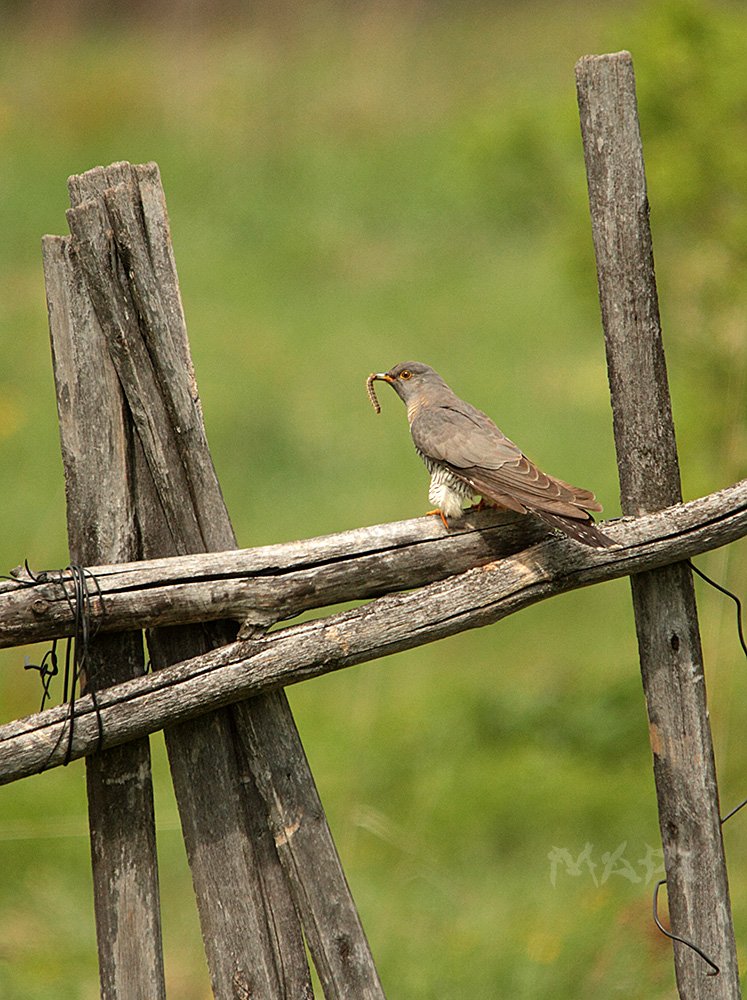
[{"xmin": 535, "ymin": 510, "xmax": 615, "ymax": 548}]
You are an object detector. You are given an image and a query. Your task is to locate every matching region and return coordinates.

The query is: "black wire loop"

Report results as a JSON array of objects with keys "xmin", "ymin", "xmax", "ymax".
[
  {"xmin": 688, "ymin": 560, "xmax": 747, "ymax": 659},
  {"xmin": 16, "ymin": 562, "xmax": 105, "ymax": 766},
  {"xmin": 24, "ymin": 641, "xmax": 59, "ymax": 711},
  {"xmin": 688, "ymin": 559, "xmax": 747, "ymax": 826},
  {"xmin": 652, "ymin": 880, "xmax": 719, "ymax": 976}
]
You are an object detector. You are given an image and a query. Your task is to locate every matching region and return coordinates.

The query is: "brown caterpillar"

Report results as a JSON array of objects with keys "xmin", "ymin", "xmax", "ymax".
[{"xmin": 366, "ymin": 373, "xmax": 381, "ymax": 414}]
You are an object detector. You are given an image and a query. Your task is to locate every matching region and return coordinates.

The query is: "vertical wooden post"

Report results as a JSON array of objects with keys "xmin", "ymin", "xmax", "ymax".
[
  {"xmin": 576, "ymin": 51, "xmax": 741, "ymax": 998},
  {"xmin": 43, "ymin": 237, "xmax": 166, "ymax": 1000},
  {"xmin": 66, "ymin": 165, "xmax": 312, "ymax": 999},
  {"xmin": 65, "ymin": 161, "xmax": 385, "ymax": 998}
]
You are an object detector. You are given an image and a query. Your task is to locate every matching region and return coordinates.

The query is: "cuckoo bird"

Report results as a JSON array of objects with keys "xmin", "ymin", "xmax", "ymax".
[{"xmin": 368, "ymin": 361, "xmax": 613, "ymax": 547}]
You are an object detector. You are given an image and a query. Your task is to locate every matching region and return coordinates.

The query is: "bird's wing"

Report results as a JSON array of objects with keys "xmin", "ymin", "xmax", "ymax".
[
  {"xmin": 410, "ymin": 404, "xmax": 520, "ymax": 469},
  {"xmin": 411, "ymin": 406, "xmax": 602, "ymax": 520},
  {"xmin": 454, "ymin": 459, "xmax": 602, "ymax": 520}
]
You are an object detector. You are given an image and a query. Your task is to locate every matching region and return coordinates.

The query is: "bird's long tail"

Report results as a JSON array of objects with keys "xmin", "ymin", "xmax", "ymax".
[{"xmin": 535, "ymin": 510, "xmax": 615, "ymax": 548}]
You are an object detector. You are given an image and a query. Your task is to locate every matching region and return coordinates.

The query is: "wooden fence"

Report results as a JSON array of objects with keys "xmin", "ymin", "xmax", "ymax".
[{"xmin": 0, "ymin": 50, "xmax": 745, "ymax": 999}]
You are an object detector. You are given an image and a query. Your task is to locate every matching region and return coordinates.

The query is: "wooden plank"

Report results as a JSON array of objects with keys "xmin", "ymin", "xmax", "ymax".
[
  {"xmin": 233, "ymin": 694, "xmax": 383, "ymax": 998},
  {"xmin": 68, "ymin": 163, "xmax": 312, "ymax": 998},
  {"xmin": 1, "ymin": 480, "xmax": 744, "ymax": 650},
  {"xmin": 42, "ymin": 235, "xmax": 166, "ymax": 1000},
  {"xmin": 0, "ymin": 509, "xmax": 547, "ymax": 647},
  {"xmin": 65, "ymin": 196, "xmax": 203, "ymax": 551},
  {"xmin": 118, "ymin": 161, "xmax": 385, "ymax": 999},
  {"xmin": 104, "ymin": 169, "xmax": 231, "ymax": 549},
  {"xmin": 2, "ymin": 478, "xmax": 746, "ymax": 785},
  {"xmin": 576, "ymin": 51, "xmax": 741, "ymax": 998},
  {"xmin": 69, "ymin": 161, "xmax": 386, "ymax": 997}
]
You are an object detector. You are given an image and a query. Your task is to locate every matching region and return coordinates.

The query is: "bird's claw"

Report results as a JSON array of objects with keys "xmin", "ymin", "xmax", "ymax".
[{"xmin": 425, "ymin": 509, "xmax": 450, "ymax": 530}]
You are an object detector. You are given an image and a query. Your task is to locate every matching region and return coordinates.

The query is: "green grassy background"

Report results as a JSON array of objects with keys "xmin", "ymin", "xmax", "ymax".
[{"xmin": 1, "ymin": 1, "xmax": 746, "ymax": 997}]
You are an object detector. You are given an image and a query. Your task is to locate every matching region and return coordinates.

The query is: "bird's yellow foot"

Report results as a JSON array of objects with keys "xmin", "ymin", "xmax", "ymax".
[{"xmin": 425, "ymin": 509, "xmax": 450, "ymax": 530}]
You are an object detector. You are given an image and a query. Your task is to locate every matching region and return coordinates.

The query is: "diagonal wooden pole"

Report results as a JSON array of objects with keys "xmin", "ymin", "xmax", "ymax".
[
  {"xmin": 66, "ymin": 163, "xmax": 312, "ymax": 998},
  {"xmin": 1, "ymin": 483, "xmax": 746, "ymax": 649},
  {"xmin": 66, "ymin": 161, "xmax": 385, "ymax": 999},
  {"xmin": 576, "ymin": 51, "xmax": 740, "ymax": 998}
]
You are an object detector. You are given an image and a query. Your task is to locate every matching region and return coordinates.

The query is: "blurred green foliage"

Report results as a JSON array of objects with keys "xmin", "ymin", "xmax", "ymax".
[{"xmin": 0, "ymin": 2, "xmax": 745, "ymax": 998}]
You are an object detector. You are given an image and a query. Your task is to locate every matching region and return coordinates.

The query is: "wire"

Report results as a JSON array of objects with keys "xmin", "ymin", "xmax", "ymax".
[
  {"xmin": 19, "ymin": 562, "xmax": 105, "ymax": 768},
  {"xmin": 652, "ymin": 880, "xmax": 719, "ymax": 976},
  {"xmin": 688, "ymin": 560, "xmax": 747, "ymax": 660}
]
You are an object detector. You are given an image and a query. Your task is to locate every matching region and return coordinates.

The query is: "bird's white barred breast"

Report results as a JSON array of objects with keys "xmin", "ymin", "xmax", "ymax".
[{"xmin": 416, "ymin": 450, "xmax": 474, "ymax": 519}]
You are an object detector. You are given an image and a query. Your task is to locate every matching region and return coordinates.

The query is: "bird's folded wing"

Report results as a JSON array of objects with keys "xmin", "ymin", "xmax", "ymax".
[
  {"xmin": 410, "ymin": 406, "xmax": 602, "ymax": 520},
  {"xmin": 410, "ymin": 405, "xmax": 523, "ymax": 469},
  {"xmin": 453, "ymin": 461, "xmax": 602, "ymax": 520}
]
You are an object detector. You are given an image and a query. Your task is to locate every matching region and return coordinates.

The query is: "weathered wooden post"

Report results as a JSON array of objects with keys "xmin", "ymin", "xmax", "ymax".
[
  {"xmin": 66, "ymin": 162, "xmax": 313, "ymax": 999},
  {"xmin": 3, "ymin": 482, "xmax": 747, "ymax": 782},
  {"xmin": 43, "ymin": 236, "xmax": 167, "ymax": 1000},
  {"xmin": 48, "ymin": 160, "xmax": 384, "ymax": 998},
  {"xmin": 576, "ymin": 51, "xmax": 741, "ymax": 998}
]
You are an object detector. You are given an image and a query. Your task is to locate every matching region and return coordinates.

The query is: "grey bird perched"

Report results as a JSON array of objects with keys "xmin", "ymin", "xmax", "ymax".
[{"xmin": 367, "ymin": 361, "xmax": 614, "ymax": 547}]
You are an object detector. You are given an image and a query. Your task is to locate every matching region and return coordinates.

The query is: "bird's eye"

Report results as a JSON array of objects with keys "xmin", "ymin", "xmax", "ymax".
[{"xmin": 399, "ymin": 370, "xmax": 412, "ymax": 380}]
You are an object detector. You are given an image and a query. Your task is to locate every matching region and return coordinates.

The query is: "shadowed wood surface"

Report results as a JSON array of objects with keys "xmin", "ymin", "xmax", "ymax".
[
  {"xmin": 577, "ymin": 51, "xmax": 740, "ymax": 999},
  {"xmin": 0, "ymin": 508, "xmax": 546, "ymax": 646}
]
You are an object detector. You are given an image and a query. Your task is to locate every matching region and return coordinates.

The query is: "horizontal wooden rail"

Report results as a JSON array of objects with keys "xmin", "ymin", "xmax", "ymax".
[
  {"xmin": 1, "ymin": 476, "xmax": 745, "ymax": 785},
  {"xmin": 0, "ymin": 511, "xmax": 549, "ymax": 647},
  {"xmin": 2, "ymin": 478, "xmax": 745, "ymax": 651}
]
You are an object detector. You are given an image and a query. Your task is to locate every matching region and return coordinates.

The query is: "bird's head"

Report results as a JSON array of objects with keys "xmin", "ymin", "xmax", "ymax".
[{"xmin": 368, "ymin": 361, "xmax": 448, "ymax": 409}]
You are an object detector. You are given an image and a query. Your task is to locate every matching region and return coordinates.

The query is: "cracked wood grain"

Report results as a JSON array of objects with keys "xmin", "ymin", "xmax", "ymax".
[
  {"xmin": 1, "ymin": 482, "xmax": 744, "ymax": 651},
  {"xmin": 63, "ymin": 161, "xmax": 383, "ymax": 998},
  {"xmin": 2, "ymin": 479, "xmax": 745, "ymax": 786},
  {"xmin": 0, "ymin": 509, "xmax": 546, "ymax": 647},
  {"xmin": 577, "ymin": 51, "xmax": 740, "ymax": 999},
  {"xmin": 43, "ymin": 230, "xmax": 166, "ymax": 1000}
]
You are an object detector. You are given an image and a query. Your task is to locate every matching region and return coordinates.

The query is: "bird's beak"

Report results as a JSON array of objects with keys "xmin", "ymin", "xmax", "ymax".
[{"xmin": 371, "ymin": 372, "xmax": 394, "ymax": 382}]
